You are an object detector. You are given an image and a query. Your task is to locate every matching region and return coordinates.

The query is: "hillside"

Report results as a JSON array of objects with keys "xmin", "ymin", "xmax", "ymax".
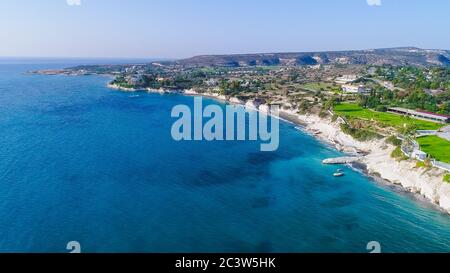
[{"xmin": 173, "ymin": 47, "xmax": 450, "ymax": 68}]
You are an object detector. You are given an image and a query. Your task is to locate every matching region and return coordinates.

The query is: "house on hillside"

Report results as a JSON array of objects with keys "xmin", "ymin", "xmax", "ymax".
[
  {"xmin": 381, "ymin": 81, "xmax": 395, "ymax": 91},
  {"xmin": 125, "ymin": 74, "xmax": 145, "ymax": 86},
  {"xmin": 335, "ymin": 75, "xmax": 358, "ymax": 84},
  {"xmin": 342, "ymin": 84, "xmax": 369, "ymax": 94}
]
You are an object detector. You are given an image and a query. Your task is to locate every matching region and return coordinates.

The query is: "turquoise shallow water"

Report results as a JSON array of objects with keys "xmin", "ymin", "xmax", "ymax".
[{"xmin": 1, "ymin": 62, "xmax": 450, "ymax": 253}]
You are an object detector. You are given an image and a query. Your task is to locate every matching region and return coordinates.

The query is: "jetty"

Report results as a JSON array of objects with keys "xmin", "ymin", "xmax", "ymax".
[{"xmin": 322, "ymin": 156, "xmax": 362, "ymax": 165}]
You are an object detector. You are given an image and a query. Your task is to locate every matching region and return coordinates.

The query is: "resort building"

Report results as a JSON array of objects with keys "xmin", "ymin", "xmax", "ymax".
[
  {"xmin": 387, "ymin": 107, "xmax": 450, "ymax": 123},
  {"xmin": 381, "ymin": 81, "xmax": 395, "ymax": 91},
  {"xmin": 342, "ymin": 84, "xmax": 368, "ymax": 94},
  {"xmin": 335, "ymin": 75, "xmax": 358, "ymax": 84},
  {"xmin": 205, "ymin": 79, "xmax": 218, "ymax": 87},
  {"xmin": 125, "ymin": 75, "xmax": 144, "ymax": 85},
  {"xmin": 412, "ymin": 149, "xmax": 428, "ymax": 161}
]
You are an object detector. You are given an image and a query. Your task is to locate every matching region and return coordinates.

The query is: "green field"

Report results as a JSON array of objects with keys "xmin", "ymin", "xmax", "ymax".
[
  {"xmin": 300, "ymin": 82, "xmax": 338, "ymax": 92},
  {"xmin": 334, "ymin": 104, "xmax": 443, "ymax": 130},
  {"xmin": 445, "ymin": 174, "xmax": 450, "ymax": 183},
  {"xmin": 417, "ymin": 136, "xmax": 450, "ymax": 163}
]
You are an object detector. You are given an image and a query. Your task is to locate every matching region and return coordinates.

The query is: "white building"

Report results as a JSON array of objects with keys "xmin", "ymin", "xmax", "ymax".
[
  {"xmin": 205, "ymin": 79, "xmax": 218, "ymax": 87},
  {"xmin": 381, "ymin": 81, "xmax": 395, "ymax": 91},
  {"xmin": 388, "ymin": 107, "xmax": 450, "ymax": 123},
  {"xmin": 126, "ymin": 75, "xmax": 144, "ymax": 85},
  {"xmin": 335, "ymin": 75, "xmax": 358, "ymax": 84},
  {"xmin": 342, "ymin": 84, "xmax": 368, "ymax": 94},
  {"xmin": 412, "ymin": 149, "xmax": 428, "ymax": 161}
]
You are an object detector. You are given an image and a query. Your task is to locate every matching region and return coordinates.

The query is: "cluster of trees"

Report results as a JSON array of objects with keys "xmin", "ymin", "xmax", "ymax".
[
  {"xmin": 375, "ymin": 66, "xmax": 450, "ymax": 91},
  {"xmin": 357, "ymin": 89, "xmax": 450, "ymax": 114},
  {"xmin": 140, "ymin": 75, "xmax": 195, "ymax": 90},
  {"xmin": 218, "ymin": 80, "xmax": 242, "ymax": 95},
  {"xmin": 217, "ymin": 79, "xmax": 267, "ymax": 96},
  {"xmin": 357, "ymin": 66, "xmax": 450, "ymax": 114},
  {"xmin": 339, "ymin": 122, "xmax": 381, "ymax": 141}
]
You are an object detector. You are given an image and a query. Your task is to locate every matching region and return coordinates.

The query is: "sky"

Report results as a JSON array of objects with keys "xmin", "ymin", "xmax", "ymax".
[{"xmin": 0, "ymin": 0, "xmax": 449, "ymax": 59}]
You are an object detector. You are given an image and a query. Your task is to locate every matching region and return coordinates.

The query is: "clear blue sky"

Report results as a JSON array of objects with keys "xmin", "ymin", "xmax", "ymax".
[{"xmin": 0, "ymin": 0, "xmax": 449, "ymax": 59}]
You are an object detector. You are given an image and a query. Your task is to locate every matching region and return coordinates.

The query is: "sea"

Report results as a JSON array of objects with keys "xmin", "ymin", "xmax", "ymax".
[{"xmin": 1, "ymin": 59, "xmax": 450, "ymax": 253}]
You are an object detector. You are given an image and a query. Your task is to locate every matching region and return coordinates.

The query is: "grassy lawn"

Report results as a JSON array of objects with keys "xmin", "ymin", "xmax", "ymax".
[
  {"xmin": 300, "ymin": 82, "xmax": 338, "ymax": 92},
  {"xmin": 334, "ymin": 103, "xmax": 443, "ymax": 130},
  {"xmin": 417, "ymin": 136, "xmax": 450, "ymax": 163},
  {"xmin": 444, "ymin": 174, "xmax": 450, "ymax": 183}
]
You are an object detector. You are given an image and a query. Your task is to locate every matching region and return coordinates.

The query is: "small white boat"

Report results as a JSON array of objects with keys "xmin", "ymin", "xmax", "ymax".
[{"xmin": 333, "ymin": 169, "xmax": 345, "ymax": 177}]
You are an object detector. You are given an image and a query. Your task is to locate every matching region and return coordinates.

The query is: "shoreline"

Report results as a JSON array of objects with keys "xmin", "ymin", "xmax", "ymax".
[
  {"xmin": 107, "ymin": 84, "xmax": 450, "ymax": 214},
  {"xmin": 285, "ymin": 110, "xmax": 450, "ymax": 214}
]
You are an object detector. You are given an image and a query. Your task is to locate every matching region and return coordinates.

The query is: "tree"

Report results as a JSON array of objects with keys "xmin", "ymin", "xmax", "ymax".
[
  {"xmin": 358, "ymin": 95, "xmax": 369, "ymax": 108},
  {"xmin": 401, "ymin": 123, "xmax": 418, "ymax": 138},
  {"xmin": 324, "ymin": 96, "xmax": 337, "ymax": 110}
]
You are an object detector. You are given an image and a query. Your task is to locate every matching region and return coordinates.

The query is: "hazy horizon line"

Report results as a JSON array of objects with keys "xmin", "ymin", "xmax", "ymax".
[{"xmin": 1, "ymin": 45, "xmax": 448, "ymax": 62}]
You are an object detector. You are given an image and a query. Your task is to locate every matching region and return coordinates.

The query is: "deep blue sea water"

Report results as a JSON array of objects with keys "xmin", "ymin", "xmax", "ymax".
[{"xmin": 1, "ymin": 61, "xmax": 450, "ymax": 253}]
